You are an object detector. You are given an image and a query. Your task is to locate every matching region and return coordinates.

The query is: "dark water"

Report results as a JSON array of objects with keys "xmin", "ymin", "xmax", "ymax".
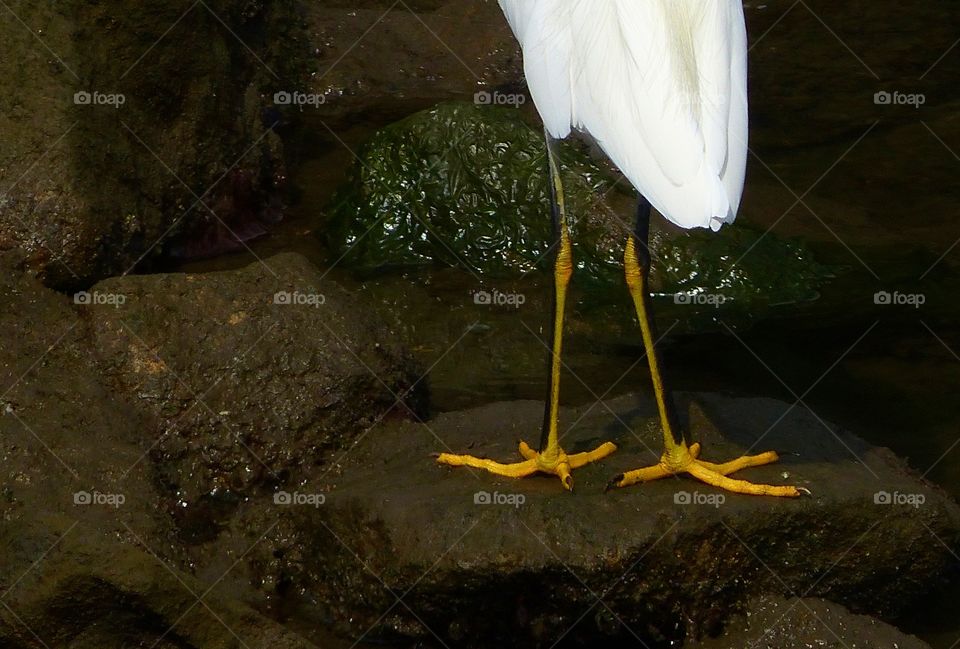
[{"xmin": 174, "ymin": 1, "xmax": 960, "ymax": 646}]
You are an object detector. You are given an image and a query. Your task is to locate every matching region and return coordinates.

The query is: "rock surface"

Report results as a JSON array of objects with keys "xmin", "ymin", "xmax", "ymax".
[
  {"xmin": 0, "ymin": 250, "xmax": 161, "ymax": 540},
  {"xmin": 294, "ymin": 393, "xmax": 960, "ymax": 647},
  {"xmin": 300, "ymin": 1, "xmax": 520, "ymax": 118},
  {"xmin": 690, "ymin": 595, "xmax": 932, "ymax": 649},
  {"xmin": 0, "ymin": 515, "xmax": 321, "ymax": 649},
  {"xmin": 0, "ymin": 251, "xmax": 424, "ymax": 648},
  {"xmin": 0, "ymin": 1, "xmax": 298, "ymax": 287},
  {"xmin": 82, "ymin": 252, "xmax": 428, "ymax": 515}
]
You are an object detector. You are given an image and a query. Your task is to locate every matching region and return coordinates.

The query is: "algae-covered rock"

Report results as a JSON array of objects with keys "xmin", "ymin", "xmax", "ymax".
[
  {"xmin": 655, "ymin": 226, "xmax": 833, "ymax": 308},
  {"xmin": 326, "ymin": 101, "xmax": 623, "ymax": 280},
  {"xmin": 326, "ymin": 101, "xmax": 833, "ymax": 310}
]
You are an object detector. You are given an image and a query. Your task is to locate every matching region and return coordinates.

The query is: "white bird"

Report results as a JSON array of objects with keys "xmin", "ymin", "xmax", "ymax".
[
  {"xmin": 438, "ymin": 0, "xmax": 804, "ymax": 497},
  {"xmin": 502, "ymin": 0, "xmax": 748, "ymax": 231}
]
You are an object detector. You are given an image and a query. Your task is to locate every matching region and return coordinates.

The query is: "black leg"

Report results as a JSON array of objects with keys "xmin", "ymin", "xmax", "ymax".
[
  {"xmin": 631, "ymin": 196, "xmax": 684, "ymax": 447},
  {"xmin": 540, "ymin": 133, "xmax": 565, "ymax": 452}
]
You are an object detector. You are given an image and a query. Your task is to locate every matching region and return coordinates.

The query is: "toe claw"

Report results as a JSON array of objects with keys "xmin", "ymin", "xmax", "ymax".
[{"xmin": 605, "ymin": 474, "xmax": 625, "ymax": 493}]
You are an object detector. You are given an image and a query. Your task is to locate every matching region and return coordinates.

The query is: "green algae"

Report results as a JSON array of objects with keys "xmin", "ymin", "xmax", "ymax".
[{"xmin": 326, "ymin": 101, "xmax": 834, "ymax": 310}]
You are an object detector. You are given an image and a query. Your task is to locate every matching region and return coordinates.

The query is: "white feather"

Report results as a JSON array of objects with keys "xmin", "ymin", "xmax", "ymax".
[{"xmin": 498, "ymin": 0, "xmax": 749, "ymax": 231}]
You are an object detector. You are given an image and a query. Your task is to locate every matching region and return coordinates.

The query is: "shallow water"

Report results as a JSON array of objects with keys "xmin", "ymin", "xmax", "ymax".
[{"xmin": 172, "ymin": 1, "xmax": 960, "ymax": 645}]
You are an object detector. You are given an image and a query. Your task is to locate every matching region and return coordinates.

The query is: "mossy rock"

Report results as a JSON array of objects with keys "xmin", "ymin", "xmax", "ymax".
[
  {"xmin": 326, "ymin": 101, "xmax": 622, "ymax": 280},
  {"xmin": 326, "ymin": 101, "xmax": 832, "ymax": 308}
]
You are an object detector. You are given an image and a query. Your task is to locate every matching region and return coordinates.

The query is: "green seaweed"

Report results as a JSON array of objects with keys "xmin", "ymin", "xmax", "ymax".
[{"xmin": 325, "ymin": 101, "xmax": 625, "ymax": 280}]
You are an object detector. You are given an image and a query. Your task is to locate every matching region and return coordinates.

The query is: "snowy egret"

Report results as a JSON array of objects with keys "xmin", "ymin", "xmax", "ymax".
[{"xmin": 437, "ymin": 0, "xmax": 803, "ymax": 496}]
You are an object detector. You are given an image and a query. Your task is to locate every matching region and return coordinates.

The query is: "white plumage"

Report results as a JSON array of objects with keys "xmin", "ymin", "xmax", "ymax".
[{"xmin": 498, "ymin": 0, "xmax": 749, "ymax": 231}]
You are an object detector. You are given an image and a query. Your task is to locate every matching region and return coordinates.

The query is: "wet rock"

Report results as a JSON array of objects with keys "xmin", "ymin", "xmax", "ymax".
[
  {"xmin": 82, "ymin": 252, "xmax": 428, "ymax": 525},
  {"xmin": 0, "ymin": 250, "xmax": 160, "ymax": 539},
  {"xmin": 325, "ymin": 101, "xmax": 618, "ymax": 278},
  {"xmin": 297, "ymin": 1, "xmax": 520, "ymax": 118},
  {"xmin": 0, "ymin": 1, "xmax": 300, "ymax": 288},
  {"xmin": 0, "ymin": 515, "xmax": 320, "ymax": 649},
  {"xmin": 282, "ymin": 393, "xmax": 959, "ymax": 647},
  {"xmin": 690, "ymin": 594, "xmax": 931, "ymax": 649},
  {"xmin": 325, "ymin": 101, "xmax": 834, "ymax": 310},
  {"xmin": 1, "ymin": 250, "xmax": 427, "ymax": 647}
]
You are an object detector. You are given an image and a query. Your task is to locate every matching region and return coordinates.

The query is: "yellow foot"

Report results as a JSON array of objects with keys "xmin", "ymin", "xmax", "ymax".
[
  {"xmin": 436, "ymin": 440, "xmax": 617, "ymax": 491},
  {"xmin": 608, "ymin": 442, "xmax": 809, "ymax": 497}
]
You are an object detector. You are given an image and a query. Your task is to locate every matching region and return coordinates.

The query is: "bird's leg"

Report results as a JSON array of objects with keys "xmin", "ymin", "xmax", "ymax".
[
  {"xmin": 608, "ymin": 198, "xmax": 804, "ymax": 497},
  {"xmin": 435, "ymin": 133, "xmax": 616, "ymax": 490}
]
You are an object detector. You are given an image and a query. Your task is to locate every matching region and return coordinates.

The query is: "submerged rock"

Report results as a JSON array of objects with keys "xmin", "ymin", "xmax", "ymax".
[
  {"xmin": 277, "ymin": 393, "xmax": 959, "ymax": 647},
  {"xmin": 82, "ymin": 253, "xmax": 428, "ymax": 526},
  {"xmin": 326, "ymin": 101, "xmax": 834, "ymax": 308}
]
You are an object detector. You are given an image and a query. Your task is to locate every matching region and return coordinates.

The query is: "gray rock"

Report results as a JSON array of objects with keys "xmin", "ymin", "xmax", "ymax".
[{"xmin": 287, "ymin": 393, "xmax": 960, "ymax": 647}]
